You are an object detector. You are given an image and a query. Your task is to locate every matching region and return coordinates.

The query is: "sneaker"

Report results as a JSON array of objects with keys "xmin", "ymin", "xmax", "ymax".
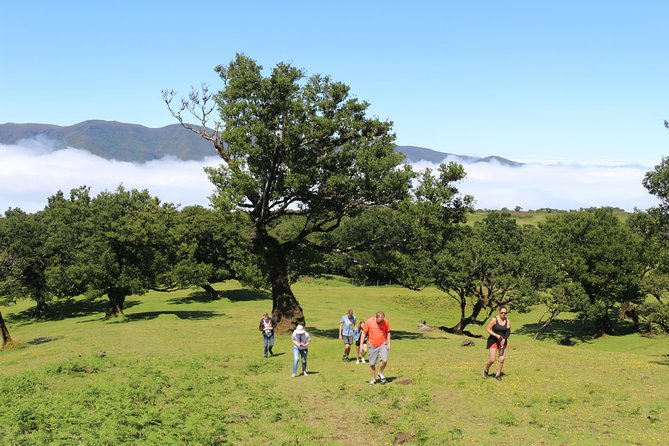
[
  {"xmin": 303, "ymin": 371, "xmax": 308, "ymax": 376},
  {"xmin": 378, "ymin": 373, "xmax": 387, "ymax": 383},
  {"xmin": 356, "ymin": 360, "xmax": 360, "ymax": 364},
  {"xmin": 483, "ymin": 368, "xmax": 489, "ymax": 378},
  {"xmin": 361, "ymin": 358, "xmax": 365, "ymax": 364},
  {"xmin": 369, "ymin": 379, "xmax": 376, "ymax": 385},
  {"xmin": 291, "ymin": 374, "xmax": 296, "ymax": 377},
  {"xmin": 494, "ymin": 375, "xmax": 502, "ymax": 381}
]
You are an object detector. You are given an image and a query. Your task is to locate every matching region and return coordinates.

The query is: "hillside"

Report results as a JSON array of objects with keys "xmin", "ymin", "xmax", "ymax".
[
  {"xmin": 0, "ymin": 120, "xmax": 522, "ymax": 166},
  {"xmin": 1, "ymin": 278, "xmax": 667, "ymax": 444}
]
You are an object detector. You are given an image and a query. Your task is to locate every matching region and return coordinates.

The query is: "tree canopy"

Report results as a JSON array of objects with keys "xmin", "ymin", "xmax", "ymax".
[{"xmin": 164, "ymin": 54, "xmax": 414, "ymax": 331}]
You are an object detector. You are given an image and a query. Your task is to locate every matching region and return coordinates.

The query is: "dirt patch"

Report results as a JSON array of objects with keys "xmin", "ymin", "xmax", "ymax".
[
  {"xmin": 396, "ymin": 379, "xmax": 412, "ymax": 385},
  {"xmin": 394, "ymin": 432, "xmax": 416, "ymax": 445}
]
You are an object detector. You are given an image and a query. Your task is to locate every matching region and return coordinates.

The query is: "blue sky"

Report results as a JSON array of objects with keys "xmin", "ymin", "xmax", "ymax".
[
  {"xmin": 0, "ymin": 1, "xmax": 668, "ymax": 212},
  {"xmin": 2, "ymin": 0, "xmax": 667, "ymax": 165}
]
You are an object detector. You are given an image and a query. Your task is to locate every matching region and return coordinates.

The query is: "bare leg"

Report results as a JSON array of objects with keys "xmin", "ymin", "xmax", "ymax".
[
  {"xmin": 485, "ymin": 347, "xmax": 497, "ymax": 374},
  {"xmin": 496, "ymin": 346, "xmax": 507, "ymax": 377}
]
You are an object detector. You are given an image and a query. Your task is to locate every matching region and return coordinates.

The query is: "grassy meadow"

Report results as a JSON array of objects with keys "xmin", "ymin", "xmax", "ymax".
[{"xmin": 1, "ymin": 277, "xmax": 667, "ymax": 445}]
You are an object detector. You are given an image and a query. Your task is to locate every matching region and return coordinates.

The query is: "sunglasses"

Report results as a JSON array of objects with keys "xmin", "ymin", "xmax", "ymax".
[{"xmin": 500, "ymin": 311, "xmax": 507, "ymax": 315}]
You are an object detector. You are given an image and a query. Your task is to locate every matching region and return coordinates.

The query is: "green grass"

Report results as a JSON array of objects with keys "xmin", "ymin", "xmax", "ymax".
[
  {"xmin": 1, "ymin": 279, "xmax": 668, "ymax": 445},
  {"xmin": 468, "ymin": 209, "xmax": 632, "ymax": 226}
]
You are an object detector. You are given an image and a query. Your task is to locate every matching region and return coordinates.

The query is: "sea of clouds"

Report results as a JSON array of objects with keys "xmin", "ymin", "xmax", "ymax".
[{"xmin": 0, "ymin": 138, "xmax": 661, "ymax": 213}]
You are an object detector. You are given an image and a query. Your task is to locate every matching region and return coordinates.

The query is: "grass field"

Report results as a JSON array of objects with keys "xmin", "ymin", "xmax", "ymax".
[{"xmin": 1, "ymin": 278, "xmax": 667, "ymax": 445}]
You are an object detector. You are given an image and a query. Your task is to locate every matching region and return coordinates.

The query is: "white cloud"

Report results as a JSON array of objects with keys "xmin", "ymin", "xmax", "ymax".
[
  {"xmin": 0, "ymin": 139, "xmax": 219, "ymax": 212},
  {"xmin": 0, "ymin": 139, "xmax": 662, "ymax": 214},
  {"xmin": 412, "ymin": 158, "xmax": 661, "ymax": 211}
]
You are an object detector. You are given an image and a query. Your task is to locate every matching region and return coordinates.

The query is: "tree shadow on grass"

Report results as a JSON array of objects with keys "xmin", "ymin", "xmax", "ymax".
[
  {"xmin": 28, "ymin": 336, "xmax": 62, "ymax": 345},
  {"xmin": 113, "ymin": 310, "xmax": 224, "ymax": 323},
  {"xmin": 167, "ymin": 291, "xmax": 217, "ymax": 305},
  {"xmin": 6, "ymin": 299, "xmax": 140, "ymax": 324},
  {"xmin": 515, "ymin": 319, "xmax": 596, "ymax": 344},
  {"xmin": 650, "ymin": 354, "xmax": 669, "ymax": 366},
  {"xmin": 221, "ymin": 289, "xmax": 271, "ymax": 302}
]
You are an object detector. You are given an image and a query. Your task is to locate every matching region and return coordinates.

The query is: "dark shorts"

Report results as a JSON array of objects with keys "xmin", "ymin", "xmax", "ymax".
[{"xmin": 486, "ymin": 336, "xmax": 508, "ymax": 350}]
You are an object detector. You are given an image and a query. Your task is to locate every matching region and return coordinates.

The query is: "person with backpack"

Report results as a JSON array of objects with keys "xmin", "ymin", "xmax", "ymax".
[
  {"xmin": 353, "ymin": 320, "xmax": 367, "ymax": 364},
  {"xmin": 259, "ymin": 312, "xmax": 276, "ymax": 358}
]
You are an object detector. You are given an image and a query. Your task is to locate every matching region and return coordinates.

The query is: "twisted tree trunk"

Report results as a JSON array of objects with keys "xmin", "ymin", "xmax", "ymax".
[
  {"xmin": 255, "ymin": 230, "xmax": 305, "ymax": 334},
  {"xmin": 1, "ymin": 312, "xmax": 14, "ymax": 350},
  {"xmin": 105, "ymin": 289, "xmax": 127, "ymax": 318}
]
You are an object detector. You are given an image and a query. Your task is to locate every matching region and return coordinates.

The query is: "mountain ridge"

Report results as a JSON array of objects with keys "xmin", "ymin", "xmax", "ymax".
[{"xmin": 0, "ymin": 120, "xmax": 522, "ymax": 166}]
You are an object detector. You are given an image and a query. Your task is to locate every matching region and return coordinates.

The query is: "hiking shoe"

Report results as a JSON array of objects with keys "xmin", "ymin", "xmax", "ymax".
[
  {"xmin": 369, "ymin": 379, "xmax": 376, "ymax": 385},
  {"xmin": 494, "ymin": 375, "xmax": 502, "ymax": 381}
]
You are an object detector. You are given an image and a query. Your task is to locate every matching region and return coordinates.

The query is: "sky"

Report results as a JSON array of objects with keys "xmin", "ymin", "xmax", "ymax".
[{"xmin": 1, "ymin": 1, "xmax": 668, "ymax": 212}]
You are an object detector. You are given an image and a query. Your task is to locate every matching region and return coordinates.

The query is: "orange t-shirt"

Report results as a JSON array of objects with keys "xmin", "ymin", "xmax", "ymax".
[{"xmin": 364, "ymin": 317, "xmax": 390, "ymax": 347}]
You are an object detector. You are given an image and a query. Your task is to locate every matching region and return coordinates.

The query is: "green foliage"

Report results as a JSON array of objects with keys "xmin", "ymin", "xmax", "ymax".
[
  {"xmin": 435, "ymin": 212, "xmax": 549, "ymax": 333},
  {"xmin": 166, "ymin": 54, "xmax": 416, "ymax": 327},
  {"xmin": 540, "ymin": 209, "xmax": 645, "ymax": 335}
]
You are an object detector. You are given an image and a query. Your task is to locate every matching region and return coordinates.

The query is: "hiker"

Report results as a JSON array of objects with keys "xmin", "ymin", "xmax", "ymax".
[
  {"xmin": 339, "ymin": 309, "xmax": 356, "ymax": 361},
  {"xmin": 353, "ymin": 320, "xmax": 368, "ymax": 364},
  {"xmin": 360, "ymin": 311, "xmax": 391, "ymax": 385},
  {"xmin": 484, "ymin": 305, "xmax": 511, "ymax": 381},
  {"xmin": 291, "ymin": 325, "xmax": 311, "ymax": 377},
  {"xmin": 259, "ymin": 312, "xmax": 276, "ymax": 358}
]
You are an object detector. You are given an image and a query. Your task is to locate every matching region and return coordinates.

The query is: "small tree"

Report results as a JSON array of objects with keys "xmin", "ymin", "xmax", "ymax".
[
  {"xmin": 164, "ymin": 54, "xmax": 414, "ymax": 331},
  {"xmin": 81, "ymin": 186, "xmax": 181, "ymax": 317},
  {"xmin": 540, "ymin": 209, "xmax": 645, "ymax": 336},
  {"xmin": 435, "ymin": 212, "xmax": 547, "ymax": 335},
  {"xmin": 171, "ymin": 205, "xmax": 264, "ymax": 299}
]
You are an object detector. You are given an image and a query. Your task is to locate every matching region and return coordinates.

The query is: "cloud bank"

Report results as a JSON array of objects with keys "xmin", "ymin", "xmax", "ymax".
[{"xmin": 0, "ymin": 139, "xmax": 661, "ymax": 214}]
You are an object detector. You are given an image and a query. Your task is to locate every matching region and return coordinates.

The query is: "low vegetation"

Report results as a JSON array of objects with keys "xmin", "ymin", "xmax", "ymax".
[{"xmin": 1, "ymin": 279, "xmax": 667, "ymax": 445}]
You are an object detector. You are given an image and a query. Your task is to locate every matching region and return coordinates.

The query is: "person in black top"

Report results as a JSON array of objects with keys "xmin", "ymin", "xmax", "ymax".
[{"xmin": 484, "ymin": 305, "xmax": 510, "ymax": 381}]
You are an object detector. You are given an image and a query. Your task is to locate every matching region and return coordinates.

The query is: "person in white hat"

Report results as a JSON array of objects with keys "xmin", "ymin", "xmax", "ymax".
[{"xmin": 291, "ymin": 324, "xmax": 311, "ymax": 377}]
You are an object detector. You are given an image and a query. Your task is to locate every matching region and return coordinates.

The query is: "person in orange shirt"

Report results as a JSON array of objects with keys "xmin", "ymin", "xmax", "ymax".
[{"xmin": 359, "ymin": 311, "xmax": 391, "ymax": 385}]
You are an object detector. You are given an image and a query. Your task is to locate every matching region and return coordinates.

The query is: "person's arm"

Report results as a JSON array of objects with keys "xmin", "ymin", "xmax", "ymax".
[
  {"xmin": 304, "ymin": 334, "xmax": 311, "ymax": 347},
  {"xmin": 339, "ymin": 321, "xmax": 343, "ymax": 339},
  {"xmin": 386, "ymin": 332, "xmax": 391, "ymax": 351},
  {"xmin": 504, "ymin": 320, "xmax": 511, "ymax": 340},
  {"xmin": 291, "ymin": 335, "xmax": 300, "ymax": 347},
  {"xmin": 359, "ymin": 328, "xmax": 367, "ymax": 346}
]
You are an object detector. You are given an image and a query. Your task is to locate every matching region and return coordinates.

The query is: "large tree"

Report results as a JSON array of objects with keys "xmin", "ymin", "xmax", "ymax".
[{"xmin": 164, "ymin": 54, "xmax": 413, "ymax": 332}]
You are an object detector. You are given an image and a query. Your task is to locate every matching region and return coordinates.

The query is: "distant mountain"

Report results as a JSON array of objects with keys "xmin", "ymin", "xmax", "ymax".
[
  {"xmin": 0, "ymin": 121, "xmax": 522, "ymax": 166},
  {"xmin": 397, "ymin": 145, "xmax": 523, "ymax": 167},
  {"xmin": 0, "ymin": 120, "xmax": 213, "ymax": 162}
]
